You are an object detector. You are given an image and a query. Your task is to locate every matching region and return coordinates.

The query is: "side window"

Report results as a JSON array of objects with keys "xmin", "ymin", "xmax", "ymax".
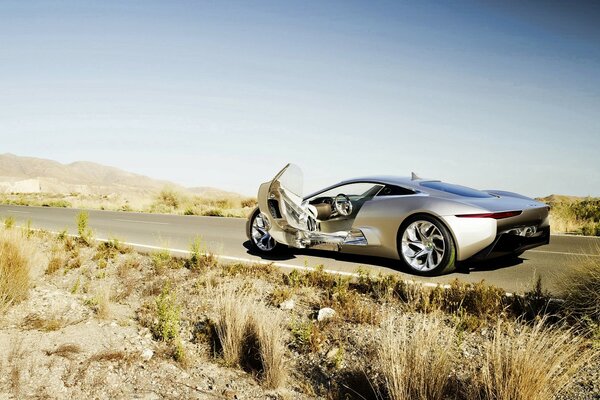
[
  {"xmin": 313, "ymin": 183, "xmax": 384, "ymax": 200},
  {"xmin": 377, "ymin": 185, "xmax": 416, "ymax": 196}
]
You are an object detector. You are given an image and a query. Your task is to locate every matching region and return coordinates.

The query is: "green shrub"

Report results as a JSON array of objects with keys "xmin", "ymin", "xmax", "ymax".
[
  {"xmin": 152, "ymin": 283, "xmax": 181, "ymax": 342},
  {"xmin": 76, "ymin": 211, "xmax": 93, "ymax": 245},
  {"xmin": 4, "ymin": 216, "xmax": 15, "ymax": 230}
]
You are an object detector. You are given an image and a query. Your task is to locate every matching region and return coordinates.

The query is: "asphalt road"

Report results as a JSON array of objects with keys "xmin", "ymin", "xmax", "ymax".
[{"xmin": 2, "ymin": 204, "xmax": 599, "ymax": 294}]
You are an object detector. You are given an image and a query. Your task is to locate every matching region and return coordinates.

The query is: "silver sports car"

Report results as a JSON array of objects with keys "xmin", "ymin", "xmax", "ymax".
[{"xmin": 246, "ymin": 164, "xmax": 550, "ymax": 276}]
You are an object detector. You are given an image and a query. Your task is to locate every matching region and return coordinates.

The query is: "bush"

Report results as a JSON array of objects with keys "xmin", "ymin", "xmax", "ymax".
[
  {"xmin": 558, "ymin": 254, "xmax": 600, "ymax": 322},
  {"xmin": 185, "ymin": 237, "xmax": 217, "ymax": 271},
  {"xmin": 376, "ymin": 313, "xmax": 456, "ymax": 400},
  {"xmin": 0, "ymin": 232, "xmax": 31, "ymax": 313},
  {"xmin": 157, "ymin": 188, "xmax": 181, "ymax": 209},
  {"xmin": 212, "ymin": 288, "xmax": 252, "ymax": 366},
  {"xmin": 202, "ymin": 208, "xmax": 225, "ymax": 217},
  {"xmin": 4, "ymin": 216, "xmax": 15, "ymax": 229},
  {"xmin": 76, "ymin": 211, "xmax": 93, "ymax": 245},
  {"xmin": 248, "ymin": 309, "xmax": 287, "ymax": 389},
  {"xmin": 211, "ymin": 288, "xmax": 288, "ymax": 387},
  {"xmin": 241, "ymin": 198, "xmax": 258, "ymax": 208},
  {"xmin": 152, "ymin": 284, "xmax": 181, "ymax": 342},
  {"xmin": 474, "ymin": 319, "xmax": 597, "ymax": 400}
]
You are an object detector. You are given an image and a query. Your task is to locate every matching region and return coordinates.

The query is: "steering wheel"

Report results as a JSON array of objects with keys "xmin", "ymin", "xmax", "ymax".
[{"xmin": 334, "ymin": 194, "xmax": 353, "ymax": 216}]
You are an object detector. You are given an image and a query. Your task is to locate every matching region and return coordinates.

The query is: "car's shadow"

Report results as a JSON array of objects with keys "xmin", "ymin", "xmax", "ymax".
[{"xmin": 242, "ymin": 240, "xmax": 524, "ymax": 277}]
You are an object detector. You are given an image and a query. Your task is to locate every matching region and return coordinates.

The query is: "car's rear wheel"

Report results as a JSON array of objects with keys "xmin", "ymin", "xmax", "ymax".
[
  {"xmin": 398, "ymin": 215, "xmax": 456, "ymax": 276},
  {"xmin": 249, "ymin": 210, "xmax": 279, "ymax": 253}
]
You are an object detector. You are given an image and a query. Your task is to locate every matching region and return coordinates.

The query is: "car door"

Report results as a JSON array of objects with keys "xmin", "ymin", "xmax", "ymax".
[{"xmin": 257, "ymin": 163, "xmax": 316, "ymax": 248}]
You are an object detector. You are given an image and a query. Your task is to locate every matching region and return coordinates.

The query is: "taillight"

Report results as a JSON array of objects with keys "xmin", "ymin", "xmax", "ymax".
[{"xmin": 456, "ymin": 210, "xmax": 522, "ymax": 219}]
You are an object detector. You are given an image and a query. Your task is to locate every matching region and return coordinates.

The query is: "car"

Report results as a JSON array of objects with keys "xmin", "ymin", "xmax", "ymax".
[{"xmin": 246, "ymin": 164, "xmax": 550, "ymax": 276}]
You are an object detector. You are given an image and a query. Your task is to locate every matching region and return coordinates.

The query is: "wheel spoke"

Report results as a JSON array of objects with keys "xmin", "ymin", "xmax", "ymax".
[
  {"xmin": 252, "ymin": 213, "xmax": 275, "ymax": 251},
  {"xmin": 401, "ymin": 220, "xmax": 447, "ymax": 272}
]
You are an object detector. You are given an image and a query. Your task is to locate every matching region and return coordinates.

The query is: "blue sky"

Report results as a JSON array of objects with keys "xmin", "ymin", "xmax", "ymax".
[{"xmin": 1, "ymin": 1, "xmax": 599, "ymax": 196}]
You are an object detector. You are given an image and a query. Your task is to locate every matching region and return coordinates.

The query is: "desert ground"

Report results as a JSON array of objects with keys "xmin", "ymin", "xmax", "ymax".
[{"xmin": 0, "ymin": 214, "xmax": 598, "ymax": 399}]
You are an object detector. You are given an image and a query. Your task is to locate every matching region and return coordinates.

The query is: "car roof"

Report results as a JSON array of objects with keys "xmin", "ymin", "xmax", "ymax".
[{"xmin": 336, "ymin": 175, "xmax": 431, "ymax": 190}]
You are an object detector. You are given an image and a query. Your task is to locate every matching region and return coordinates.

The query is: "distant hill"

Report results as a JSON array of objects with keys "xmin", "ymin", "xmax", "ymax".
[
  {"xmin": 0, "ymin": 153, "xmax": 238, "ymax": 197},
  {"xmin": 187, "ymin": 186, "xmax": 243, "ymax": 199},
  {"xmin": 536, "ymin": 194, "xmax": 591, "ymax": 203}
]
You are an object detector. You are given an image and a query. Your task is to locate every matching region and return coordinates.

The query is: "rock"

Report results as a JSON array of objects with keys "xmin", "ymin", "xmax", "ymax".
[
  {"xmin": 317, "ymin": 307, "xmax": 336, "ymax": 321},
  {"xmin": 279, "ymin": 299, "xmax": 295, "ymax": 310},
  {"xmin": 141, "ymin": 348, "xmax": 154, "ymax": 361},
  {"xmin": 326, "ymin": 347, "xmax": 340, "ymax": 360}
]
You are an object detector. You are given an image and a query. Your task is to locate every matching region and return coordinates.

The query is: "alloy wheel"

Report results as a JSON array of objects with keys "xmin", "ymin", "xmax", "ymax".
[
  {"xmin": 251, "ymin": 212, "xmax": 276, "ymax": 252},
  {"xmin": 401, "ymin": 220, "xmax": 446, "ymax": 272}
]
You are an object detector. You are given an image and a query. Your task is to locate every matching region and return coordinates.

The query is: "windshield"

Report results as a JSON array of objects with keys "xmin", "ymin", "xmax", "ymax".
[{"xmin": 420, "ymin": 181, "xmax": 494, "ymax": 198}]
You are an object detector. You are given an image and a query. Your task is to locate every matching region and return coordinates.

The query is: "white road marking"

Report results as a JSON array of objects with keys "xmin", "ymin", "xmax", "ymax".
[
  {"xmin": 113, "ymin": 219, "xmax": 169, "ymax": 225},
  {"xmin": 527, "ymin": 249, "xmax": 600, "ymax": 257},
  {"xmin": 6, "ymin": 210, "xmax": 31, "ymax": 214},
  {"xmin": 106, "ymin": 238, "xmax": 457, "ymax": 290}
]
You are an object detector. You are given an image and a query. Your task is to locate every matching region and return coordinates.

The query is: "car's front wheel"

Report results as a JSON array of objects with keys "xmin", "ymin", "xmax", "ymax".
[
  {"xmin": 398, "ymin": 215, "xmax": 456, "ymax": 276},
  {"xmin": 249, "ymin": 210, "xmax": 279, "ymax": 253}
]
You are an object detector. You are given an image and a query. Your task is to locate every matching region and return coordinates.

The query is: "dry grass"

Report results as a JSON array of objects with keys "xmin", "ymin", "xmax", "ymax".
[
  {"xmin": 248, "ymin": 307, "xmax": 288, "ymax": 389},
  {"xmin": 0, "ymin": 230, "xmax": 32, "ymax": 313},
  {"xmin": 8, "ymin": 340, "xmax": 26, "ymax": 397},
  {"xmin": 45, "ymin": 343, "xmax": 83, "ymax": 360},
  {"xmin": 87, "ymin": 349, "xmax": 134, "ymax": 363},
  {"xmin": 91, "ymin": 286, "xmax": 112, "ymax": 319},
  {"xmin": 475, "ymin": 319, "xmax": 597, "ymax": 400},
  {"xmin": 212, "ymin": 287, "xmax": 252, "ymax": 366},
  {"xmin": 376, "ymin": 313, "xmax": 456, "ymax": 400},
  {"xmin": 210, "ymin": 287, "xmax": 288, "ymax": 387},
  {"xmin": 21, "ymin": 313, "xmax": 68, "ymax": 331},
  {"xmin": 557, "ymin": 253, "xmax": 600, "ymax": 322}
]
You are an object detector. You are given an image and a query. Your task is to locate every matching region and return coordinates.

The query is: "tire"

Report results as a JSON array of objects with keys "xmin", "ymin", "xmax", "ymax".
[
  {"xmin": 398, "ymin": 214, "xmax": 456, "ymax": 276},
  {"xmin": 249, "ymin": 209, "xmax": 280, "ymax": 254}
]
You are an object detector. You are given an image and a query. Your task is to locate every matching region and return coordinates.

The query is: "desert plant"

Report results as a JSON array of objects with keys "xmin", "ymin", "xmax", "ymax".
[
  {"xmin": 376, "ymin": 313, "xmax": 456, "ymax": 400},
  {"xmin": 290, "ymin": 319, "xmax": 326, "ymax": 353},
  {"xmin": 557, "ymin": 253, "xmax": 600, "ymax": 323},
  {"xmin": 241, "ymin": 198, "xmax": 258, "ymax": 208},
  {"xmin": 248, "ymin": 308, "xmax": 288, "ymax": 388},
  {"xmin": 152, "ymin": 283, "xmax": 181, "ymax": 342},
  {"xmin": 4, "ymin": 216, "xmax": 15, "ymax": 229},
  {"xmin": 185, "ymin": 236, "xmax": 217, "ymax": 271},
  {"xmin": 212, "ymin": 288, "xmax": 252, "ymax": 366},
  {"xmin": 0, "ymin": 232, "xmax": 31, "ymax": 313},
  {"xmin": 475, "ymin": 319, "xmax": 597, "ymax": 400},
  {"xmin": 46, "ymin": 250, "xmax": 67, "ymax": 274},
  {"xmin": 151, "ymin": 248, "xmax": 180, "ymax": 272},
  {"xmin": 93, "ymin": 238, "xmax": 131, "ymax": 262},
  {"xmin": 76, "ymin": 211, "xmax": 93, "ymax": 245},
  {"xmin": 93, "ymin": 286, "xmax": 112, "ymax": 319},
  {"xmin": 202, "ymin": 207, "xmax": 225, "ymax": 217},
  {"xmin": 157, "ymin": 187, "xmax": 181, "ymax": 208}
]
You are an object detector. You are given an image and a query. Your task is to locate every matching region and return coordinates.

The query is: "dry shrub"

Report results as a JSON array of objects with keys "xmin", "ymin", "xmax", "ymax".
[
  {"xmin": 376, "ymin": 313, "xmax": 456, "ymax": 400},
  {"xmin": 8, "ymin": 340, "xmax": 26, "ymax": 397},
  {"xmin": 92, "ymin": 286, "xmax": 112, "ymax": 319},
  {"xmin": 46, "ymin": 343, "xmax": 83, "ymax": 360},
  {"xmin": 475, "ymin": 319, "xmax": 598, "ymax": 400},
  {"xmin": 46, "ymin": 251, "xmax": 67, "ymax": 274},
  {"xmin": 21, "ymin": 313, "xmax": 68, "ymax": 331},
  {"xmin": 213, "ymin": 288, "xmax": 252, "ymax": 366},
  {"xmin": 212, "ymin": 288, "xmax": 288, "ymax": 387},
  {"xmin": 0, "ymin": 231, "xmax": 31, "ymax": 313},
  {"xmin": 248, "ymin": 308, "xmax": 288, "ymax": 389},
  {"xmin": 87, "ymin": 349, "xmax": 133, "ymax": 363},
  {"xmin": 241, "ymin": 198, "xmax": 258, "ymax": 208},
  {"xmin": 117, "ymin": 255, "xmax": 141, "ymax": 278},
  {"xmin": 557, "ymin": 253, "xmax": 600, "ymax": 322}
]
